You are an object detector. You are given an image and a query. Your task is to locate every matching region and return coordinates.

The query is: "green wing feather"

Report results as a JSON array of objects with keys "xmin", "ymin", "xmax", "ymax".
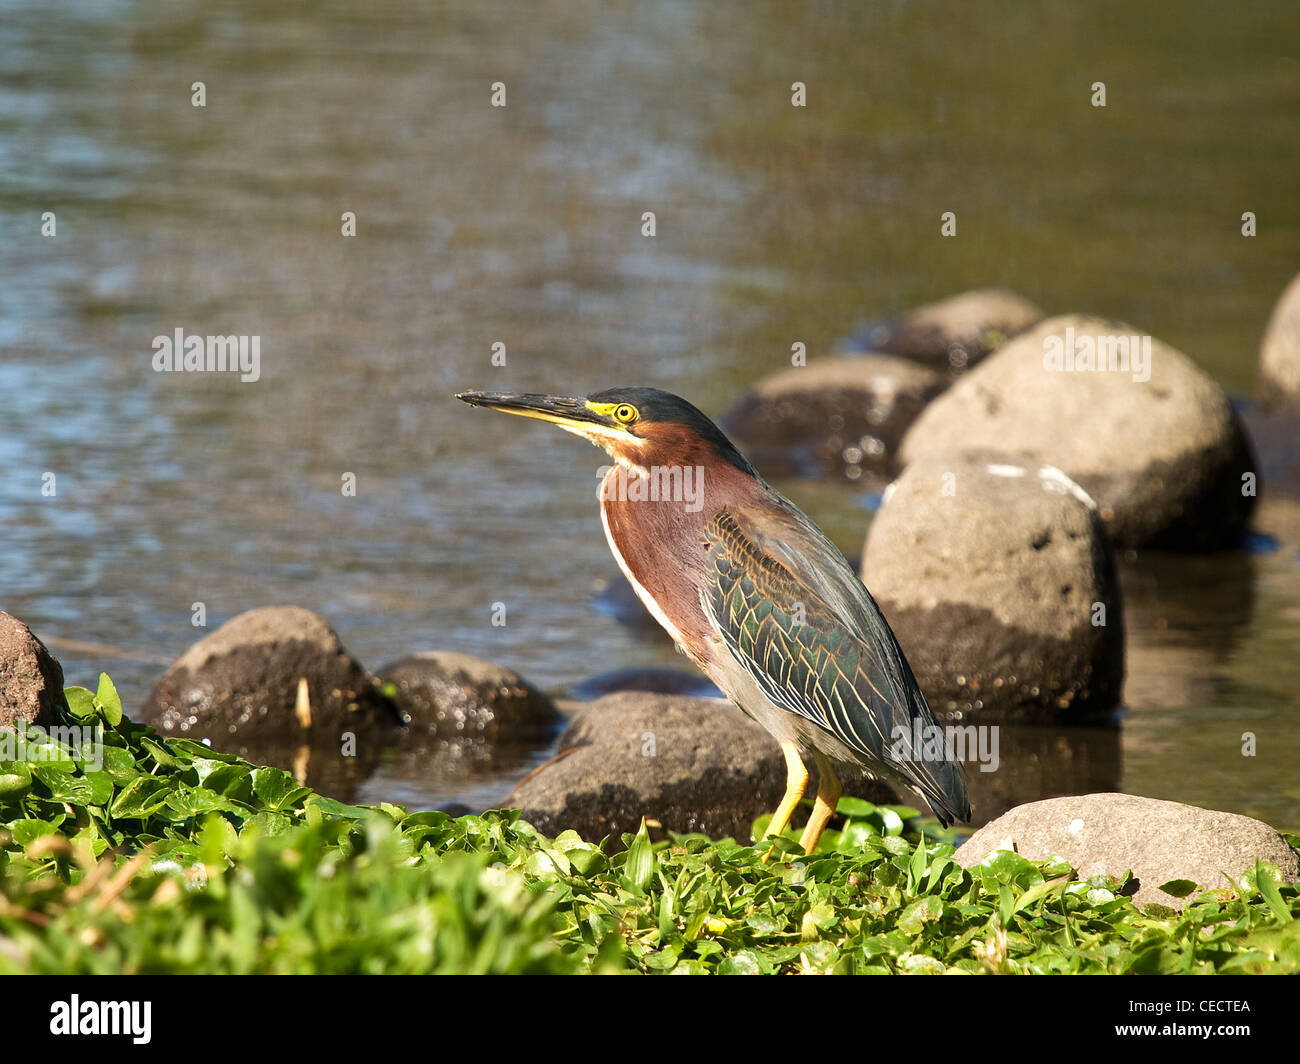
[{"xmin": 702, "ymin": 500, "xmax": 970, "ymax": 825}]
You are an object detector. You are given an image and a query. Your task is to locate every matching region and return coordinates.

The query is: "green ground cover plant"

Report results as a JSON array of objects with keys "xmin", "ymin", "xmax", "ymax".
[{"xmin": 1, "ymin": 675, "xmax": 1297, "ymax": 974}]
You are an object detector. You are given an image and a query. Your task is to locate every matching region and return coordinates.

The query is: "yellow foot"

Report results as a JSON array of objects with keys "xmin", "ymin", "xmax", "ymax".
[
  {"xmin": 761, "ymin": 740, "xmax": 808, "ymax": 864},
  {"xmin": 797, "ymin": 752, "xmax": 842, "ymax": 856}
]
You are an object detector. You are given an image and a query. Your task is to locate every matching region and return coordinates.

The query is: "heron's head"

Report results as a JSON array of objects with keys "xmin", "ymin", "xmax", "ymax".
[{"xmin": 456, "ymin": 387, "xmax": 755, "ymax": 477}]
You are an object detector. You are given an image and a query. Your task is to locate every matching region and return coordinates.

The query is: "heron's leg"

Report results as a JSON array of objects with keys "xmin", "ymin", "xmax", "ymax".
[
  {"xmin": 761, "ymin": 740, "xmax": 808, "ymax": 862},
  {"xmin": 798, "ymin": 752, "xmax": 842, "ymax": 855}
]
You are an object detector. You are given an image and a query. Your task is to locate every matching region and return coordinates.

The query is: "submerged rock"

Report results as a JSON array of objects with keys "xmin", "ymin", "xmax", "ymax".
[
  {"xmin": 507, "ymin": 691, "xmax": 897, "ymax": 847},
  {"xmin": 376, "ymin": 650, "xmax": 560, "ymax": 742},
  {"xmin": 0, "ymin": 612, "xmax": 67, "ymax": 728},
  {"xmin": 847, "ymin": 288, "xmax": 1044, "ymax": 373},
  {"xmin": 721, "ymin": 354, "xmax": 946, "ymax": 479},
  {"xmin": 863, "ymin": 452, "xmax": 1124, "ymax": 720},
  {"xmin": 140, "ymin": 606, "xmax": 400, "ymax": 746},
  {"xmin": 900, "ymin": 314, "xmax": 1257, "ymax": 550},
  {"xmin": 954, "ymin": 793, "xmax": 1300, "ymax": 909},
  {"xmin": 1259, "ymin": 271, "xmax": 1300, "ymax": 406}
]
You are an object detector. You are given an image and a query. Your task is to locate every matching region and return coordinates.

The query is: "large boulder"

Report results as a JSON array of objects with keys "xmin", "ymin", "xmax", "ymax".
[
  {"xmin": 862, "ymin": 452, "xmax": 1124, "ymax": 721},
  {"xmin": 376, "ymin": 651, "xmax": 560, "ymax": 743},
  {"xmin": 954, "ymin": 793, "xmax": 1300, "ymax": 909},
  {"xmin": 720, "ymin": 354, "xmax": 946, "ymax": 479},
  {"xmin": 507, "ymin": 691, "xmax": 897, "ymax": 847},
  {"xmin": 140, "ymin": 606, "xmax": 400, "ymax": 746},
  {"xmin": 847, "ymin": 288, "xmax": 1044, "ymax": 372},
  {"xmin": 899, "ymin": 314, "xmax": 1257, "ymax": 550},
  {"xmin": 1259, "ymin": 271, "xmax": 1300, "ymax": 405},
  {"xmin": 0, "ymin": 613, "xmax": 67, "ymax": 728}
]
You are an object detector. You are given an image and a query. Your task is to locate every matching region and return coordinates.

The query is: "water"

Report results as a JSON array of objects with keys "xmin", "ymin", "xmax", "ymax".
[{"xmin": 2, "ymin": 0, "xmax": 1298, "ymax": 831}]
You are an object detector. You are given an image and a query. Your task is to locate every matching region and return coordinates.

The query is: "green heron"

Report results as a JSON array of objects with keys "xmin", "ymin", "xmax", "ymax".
[{"xmin": 457, "ymin": 387, "xmax": 970, "ymax": 854}]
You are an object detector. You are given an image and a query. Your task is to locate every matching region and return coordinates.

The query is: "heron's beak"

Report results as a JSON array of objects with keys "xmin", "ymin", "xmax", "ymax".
[
  {"xmin": 456, "ymin": 391, "xmax": 643, "ymax": 455},
  {"xmin": 455, "ymin": 391, "xmax": 614, "ymax": 430}
]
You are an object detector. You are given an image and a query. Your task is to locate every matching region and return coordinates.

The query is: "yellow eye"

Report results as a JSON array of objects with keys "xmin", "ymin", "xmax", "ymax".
[{"xmin": 614, "ymin": 404, "xmax": 638, "ymax": 424}]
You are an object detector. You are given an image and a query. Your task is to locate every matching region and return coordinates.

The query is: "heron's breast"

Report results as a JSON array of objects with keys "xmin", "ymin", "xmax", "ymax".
[{"xmin": 598, "ymin": 466, "xmax": 717, "ymax": 659}]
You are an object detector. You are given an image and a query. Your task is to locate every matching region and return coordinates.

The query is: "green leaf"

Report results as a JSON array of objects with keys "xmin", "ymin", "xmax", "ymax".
[
  {"xmin": 251, "ymin": 766, "xmax": 312, "ymax": 812},
  {"xmin": 240, "ymin": 810, "xmax": 294, "ymax": 838},
  {"xmin": 877, "ymin": 807, "xmax": 905, "ymax": 837},
  {"xmin": 643, "ymin": 944, "xmax": 680, "ymax": 970},
  {"xmin": 717, "ymin": 950, "xmax": 763, "ymax": 974},
  {"xmin": 199, "ymin": 764, "xmax": 253, "ymax": 802},
  {"xmin": 836, "ymin": 820, "xmax": 878, "ymax": 852},
  {"xmin": 35, "ymin": 772, "xmax": 99, "ymax": 804},
  {"xmin": 82, "ymin": 770, "xmax": 115, "ymax": 806},
  {"xmin": 26, "ymin": 747, "xmax": 77, "ymax": 775},
  {"xmin": 164, "ymin": 788, "xmax": 238, "ymax": 818},
  {"xmin": 624, "ymin": 822, "xmax": 656, "ymax": 893},
  {"xmin": 899, "ymin": 952, "xmax": 947, "ymax": 974},
  {"xmin": 110, "ymin": 776, "xmax": 174, "ymax": 819},
  {"xmin": 140, "ymin": 736, "xmax": 188, "ymax": 769},
  {"xmin": 1015, "ymin": 875, "xmax": 1069, "ymax": 914},
  {"xmin": 64, "ymin": 687, "xmax": 97, "ymax": 721},
  {"xmin": 100, "ymin": 746, "xmax": 138, "ymax": 783},
  {"xmin": 167, "ymin": 739, "xmax": 240, "ymax": 762},
  {"xmin": 1254, "ymin": 863, "xmax": 1292, "ymax": 923},
  {"xmin": 0, "ymin": 761, "xmax": 33, "ymax": 800},
  {"xmin": 306, "ymin": 795, "xmax": 371, "ymax": 820},
  {"xmin": 9, "ymin": 818, "xmax": 57, "ymax": 846},
  {"xmin": 898, "ymin": 895, "xmax": 943, "ymax": 934},
  {"xmin": 1158, "ymin": 878, "xmax": 1200, "ymax": 899},
  {"xmin": 909, "ymin": 840, "xmax": 927, "ymax": 888},
  {"xmin": 979, "ymin": 849, "xmax": 1044, "ymax": 890},
  {"xmin": 400, "ymin": 810, "xmax": 452, "ymax": 829},
  {"xmin": 198, "ymin": 812, "xmax": 239, "ymax": 864},
  {"xmin": 998, "ymin": 883, "xmax": 1015, "ymax": 926},
  {"xmin": 746, "ymin": 909, "xmax": 785, "ymax": 935},
  {"xmin": 95, "ymin": 673, "xmax": 123, "ymax": 726},
  {"xmin": 566, "ymin": 846, "xmax": 607, "ymax": 876}
]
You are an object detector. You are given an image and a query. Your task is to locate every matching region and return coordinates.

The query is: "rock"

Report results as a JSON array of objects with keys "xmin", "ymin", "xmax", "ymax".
[
  {"xmin": 1259, "ymin": 271, "xmax": 1300, "ymax": 405},
  {"xmin": 507, "ymin": 691, "xmax": 897, "ymax": 847},
  {"xmin": 140, "ymin": 606, "xmax": 400, "ymax": 746},
  {"xmin": 954, "ymin": 793, "xmax": 1300, "ymax": 909},
  {"xmin": 847, "ymin": 288, "xmax": 1044, "ymax": 372},
  {"xmin": 862, "ymin": 452, "xmax": 1124, "ymax": 720},
  {"xmin": 720, "ymin": 355, "xmax": 946, "ymax": 479},
  {"xmin": 569, "ymin": 667, "xmax": 722, "ymax": 701},
  {"xmin": 899, "ymin": 314, "xmax": 1258, "ymax": 550},
  {"xmin": 0, "ymin": 613, "xmax": 67, "ymax": 728},
  {"xmin": 376, "ymin": 651, "xmax": 560, "ymax": 742}
]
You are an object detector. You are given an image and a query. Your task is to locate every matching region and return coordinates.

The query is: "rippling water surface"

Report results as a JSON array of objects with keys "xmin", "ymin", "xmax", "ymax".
[{"xmin": 3, "ymin": 1, "xmax": 1298, "ymax": 829}]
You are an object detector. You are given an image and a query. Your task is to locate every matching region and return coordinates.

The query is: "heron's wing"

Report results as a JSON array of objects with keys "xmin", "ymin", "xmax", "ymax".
[{"xmin": 701, "ymin": 497, "xmax": 969, "ymax": 824}]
